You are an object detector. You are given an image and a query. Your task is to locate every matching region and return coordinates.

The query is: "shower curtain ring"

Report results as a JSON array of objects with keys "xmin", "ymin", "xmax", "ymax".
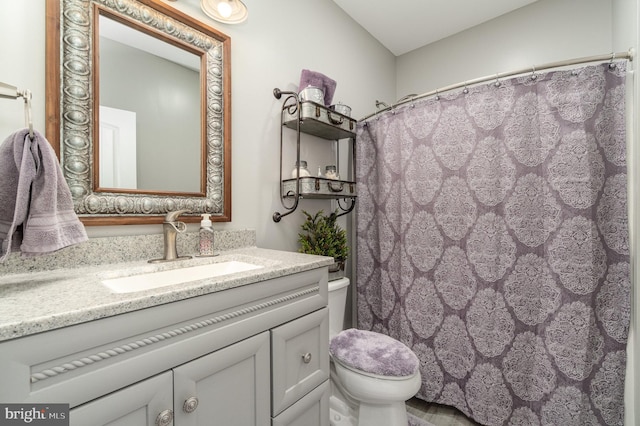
[
  {"xmin": 609, "ymin": 52, "xmax": 617, "ymax": 69},
  {"xmin": 530, "ymin": 65, "xmax": 537, "ymax": 81},
  {"xmin": 463, "ymin": 82, "xmax": 469, "ymax": 94},
  {"xmin": 434, "ymin": 89, "xmax": 440, "ymax": 101},
  {"xmin": 494, "ymin": 73, "xmax": 501, "ymax": 87}
]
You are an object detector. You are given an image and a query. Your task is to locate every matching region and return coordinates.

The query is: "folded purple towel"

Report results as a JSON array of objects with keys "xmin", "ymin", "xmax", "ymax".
[
  {"xmin": 0, "ymin": 128, "xmax": 88, "ymax": 261},
  {"xmin": 330, "ymin": 328, "xmax": 419, "ymax": 377},
  {"xmin": 299, "ymin": 69, "xmax": 337, "ymax": 106}
]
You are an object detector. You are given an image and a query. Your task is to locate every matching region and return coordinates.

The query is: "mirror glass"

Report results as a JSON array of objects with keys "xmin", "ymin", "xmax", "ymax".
[
  {"xmin": 45, "ymin": 0, "xmax": 231, "ymax": 225},
  {"xmin": 98, "ymin": 14, "xmax": 201, "ymax": 193}
]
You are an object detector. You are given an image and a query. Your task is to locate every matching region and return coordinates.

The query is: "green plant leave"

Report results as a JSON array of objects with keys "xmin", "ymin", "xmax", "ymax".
[{"xmin": 298, "ymin": 210, "xmax": 349, "ymax": 260}]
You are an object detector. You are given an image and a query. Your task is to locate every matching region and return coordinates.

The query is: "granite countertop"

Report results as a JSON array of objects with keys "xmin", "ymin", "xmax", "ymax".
[{"xmin": 0, "ymin": 247, "xmax": 333, "ymax": 343}]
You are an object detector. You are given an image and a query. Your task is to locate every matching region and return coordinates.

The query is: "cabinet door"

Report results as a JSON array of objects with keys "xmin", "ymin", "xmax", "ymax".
[
  {"xmin": 69, "ymin": 371, "xmax": 173, "ymax": 426},
  {"xmin": 173, "ymin": 331, "xmax": 270, "ymax": 426}
]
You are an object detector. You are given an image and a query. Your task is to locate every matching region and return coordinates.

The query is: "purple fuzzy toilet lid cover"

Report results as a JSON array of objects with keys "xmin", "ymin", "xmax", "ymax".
[{"xmin": 329, "ymin": 328, "xmax": 419, "ymax": 377}]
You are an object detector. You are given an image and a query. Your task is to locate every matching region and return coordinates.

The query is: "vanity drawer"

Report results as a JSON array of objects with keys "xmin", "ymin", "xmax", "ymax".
[
  {"xmin": 271, "ymin": 307, "xmax": 329, "ymax": 416},
  {"xmin": 272, "ymin": 380, "xmax": 329, "ymax": 426}
]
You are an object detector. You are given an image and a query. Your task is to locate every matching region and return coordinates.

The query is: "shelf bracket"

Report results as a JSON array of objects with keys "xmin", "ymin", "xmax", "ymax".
[
  {"xmin": 335, "ymin": 197, "xmax": 356, "ymax": 218},
  {"xmin": 273, "ymin": 88, "xmax": 302, "ymax": 222}
]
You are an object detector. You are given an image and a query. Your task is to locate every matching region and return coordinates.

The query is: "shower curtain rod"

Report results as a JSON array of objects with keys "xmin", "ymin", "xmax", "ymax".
[{"xmin": 360, "ymin": 49, "xmax": 634, "ymax": 122}]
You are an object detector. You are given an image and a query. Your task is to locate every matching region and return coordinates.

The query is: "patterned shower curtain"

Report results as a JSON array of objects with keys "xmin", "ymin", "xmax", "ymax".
[{"xmin": 355, "ymin": 62, "xmax": 630, "ymax": 426}]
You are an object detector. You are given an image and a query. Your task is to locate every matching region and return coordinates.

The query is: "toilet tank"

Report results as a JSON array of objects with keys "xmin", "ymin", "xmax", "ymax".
[{"xmin": 328, "ymin": 277, "xmax": 350, "ymax": 339}]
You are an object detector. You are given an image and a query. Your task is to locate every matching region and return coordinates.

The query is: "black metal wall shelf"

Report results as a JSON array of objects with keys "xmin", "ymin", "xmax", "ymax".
[{"xmin": 272, "ymin": 88, "xmax": 357, "ymax": 222}]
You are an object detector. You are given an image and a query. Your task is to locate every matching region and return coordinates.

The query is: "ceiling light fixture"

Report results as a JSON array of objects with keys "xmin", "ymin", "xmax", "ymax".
[{"xmin": 201, "ymin": 0, "xmax": 248, "ymax": 24}]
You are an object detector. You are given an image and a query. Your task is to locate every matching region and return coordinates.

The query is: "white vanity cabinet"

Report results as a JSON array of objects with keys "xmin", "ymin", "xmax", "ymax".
[
  {"xmin": 70, "ymin": 332, "xmax": 270, "ymax": 426},
  {"xmin": 0, "ymin": 267, "xmax": 330, "ymax": 426}
]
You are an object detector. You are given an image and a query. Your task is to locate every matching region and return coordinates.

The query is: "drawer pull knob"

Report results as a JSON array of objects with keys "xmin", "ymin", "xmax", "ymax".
[
  {"xmin": 183, "ymin": 396, "xmax": 199, "ymax": 413},
  {"xmin": 155, "ymin": 409, "xmax": 173, "ymax": 426},
  {"xmin": 302, "ymin": 352, "xmax": 312, "ymax": 363}
]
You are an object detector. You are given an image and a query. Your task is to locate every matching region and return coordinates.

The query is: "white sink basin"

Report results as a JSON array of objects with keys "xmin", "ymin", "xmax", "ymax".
[{"xmin": 101, "ymin": 261, "xmax": 264, "ymax": 293}]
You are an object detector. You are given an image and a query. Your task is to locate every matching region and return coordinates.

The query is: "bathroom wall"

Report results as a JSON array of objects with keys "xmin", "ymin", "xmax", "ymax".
[
  {"xmin": 395, "ymin": 0, "xmax": 638, "ymax": 423},
  {"xmin": 396, "ymin": 0, "xmax": 613, "ymax": 97},
  {"xmin": 0, "ymin": 0, "xmax": 396, "ymax": 250}
]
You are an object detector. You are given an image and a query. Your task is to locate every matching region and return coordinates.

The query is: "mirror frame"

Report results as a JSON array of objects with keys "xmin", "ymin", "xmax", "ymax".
[{"xmin": 45, "ymin": 0, "xmax": 231, "ymax": 225}]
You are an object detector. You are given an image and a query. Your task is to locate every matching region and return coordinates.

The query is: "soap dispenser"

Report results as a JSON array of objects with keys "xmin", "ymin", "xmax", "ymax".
[{"xmin": 198, "ymin": 214, "xmax": 215, "ymax": 256}]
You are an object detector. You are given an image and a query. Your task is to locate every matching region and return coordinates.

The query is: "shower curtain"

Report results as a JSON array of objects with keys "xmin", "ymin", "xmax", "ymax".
[{"xmin": 355, "ymin": 62, "xmax": 630, "ymax": 426}]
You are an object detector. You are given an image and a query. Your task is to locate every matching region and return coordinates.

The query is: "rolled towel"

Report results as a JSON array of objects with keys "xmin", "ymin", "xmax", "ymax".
[{"xmin": 299, "ymin": 69, "xmax": 337, "ymax": 106}]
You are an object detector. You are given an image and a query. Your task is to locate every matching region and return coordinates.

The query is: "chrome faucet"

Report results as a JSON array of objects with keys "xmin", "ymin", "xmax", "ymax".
[{"xmin": 149, "ymin": 209, "xmax": 191, "ymax": 263}]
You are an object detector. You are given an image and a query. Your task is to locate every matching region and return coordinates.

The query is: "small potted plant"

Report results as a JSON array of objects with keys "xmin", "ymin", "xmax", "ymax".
[{"xmin": 298, "ymin": 210, "xmax": 349, "ymax": 280}]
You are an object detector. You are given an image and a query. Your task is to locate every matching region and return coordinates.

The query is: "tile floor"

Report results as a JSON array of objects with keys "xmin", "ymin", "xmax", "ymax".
[{"xmin": 406, "ymin": 398, "xmax": 481, "ymax": 426}]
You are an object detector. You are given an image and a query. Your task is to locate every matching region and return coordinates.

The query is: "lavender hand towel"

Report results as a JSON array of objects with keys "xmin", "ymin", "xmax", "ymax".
[
  {"xmin": 299, "ymin": 69, "xmax": 337, "ymax": 106},
  {"xmin": 0, "ymin": 128, "xmax": 88, "ymax": 262}
]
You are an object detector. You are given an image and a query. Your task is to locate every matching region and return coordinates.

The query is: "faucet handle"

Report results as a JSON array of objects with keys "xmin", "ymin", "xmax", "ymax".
[
  {"xmin": 164, "ymin": 209, "xmax": 190, "ymax": 222},
  {"xmin": 168, "ymin": 221, "xmax": 187, "ymax": 233}
]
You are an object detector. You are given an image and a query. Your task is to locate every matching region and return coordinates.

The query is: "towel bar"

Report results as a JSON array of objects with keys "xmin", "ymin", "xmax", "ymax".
[{"xmin": 0, "ymin": 81, "xmax": 34, "ymax": 140}]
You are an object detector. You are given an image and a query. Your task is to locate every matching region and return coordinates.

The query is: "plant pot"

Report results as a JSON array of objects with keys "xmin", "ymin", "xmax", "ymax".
[{"xmin": 329, "ymin": 259, "xmax": 346, "ymax": 281}]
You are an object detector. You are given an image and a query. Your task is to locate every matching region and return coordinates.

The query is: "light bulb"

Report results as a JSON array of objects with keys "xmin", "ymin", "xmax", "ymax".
[
  {"xmin": 201, "ymin": 0, "xmax": 247, "ymax": 23},
  {"xmin": 217, "ymin": 1, "xmax": 232, "ymax": 18}
]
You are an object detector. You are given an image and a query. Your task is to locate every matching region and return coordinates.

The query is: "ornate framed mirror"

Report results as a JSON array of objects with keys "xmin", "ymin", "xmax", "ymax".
[{"xmin": 45, "ymin": 0, "xmax": 231, "ymax": 225}]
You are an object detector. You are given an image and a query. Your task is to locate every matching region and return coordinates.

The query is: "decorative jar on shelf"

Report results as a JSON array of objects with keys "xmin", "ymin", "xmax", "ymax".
[
  {"xmin": 291, "ymin": 160, "xmax": 311, "ymax": 178},
  {"xmin": 324, "ymin": 165, "xmax": 339, "ymax": 180}
]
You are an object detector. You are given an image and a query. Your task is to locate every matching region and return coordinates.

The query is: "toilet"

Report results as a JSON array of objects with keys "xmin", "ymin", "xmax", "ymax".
[{"xmin": 327, "ymin": 278, "xmax": 421, "ymax": 426}]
